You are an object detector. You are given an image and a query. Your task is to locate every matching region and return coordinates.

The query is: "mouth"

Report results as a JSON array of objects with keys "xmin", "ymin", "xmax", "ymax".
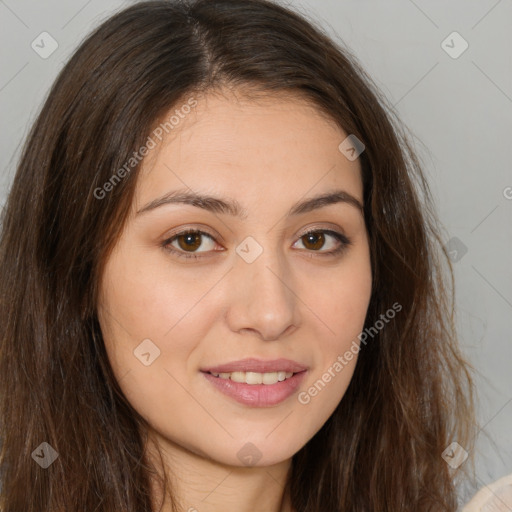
[
  {"xmin": 200, "ymin": 358, "xmax": 308, "ymax": 407},
  {"xmin": 206, "ymin": 370, "xmax": 298, "ymax": 385}
]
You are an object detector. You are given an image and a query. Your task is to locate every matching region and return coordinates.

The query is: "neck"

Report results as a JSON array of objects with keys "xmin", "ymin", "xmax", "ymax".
[{"xmin": 145, "ymin": 430, "xmax": 294, "ymax": 512}]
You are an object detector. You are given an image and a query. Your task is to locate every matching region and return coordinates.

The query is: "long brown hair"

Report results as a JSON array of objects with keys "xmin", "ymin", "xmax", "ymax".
[{"xmin": 0, "ymin": 0, "xmax": 475, "ymax": 510}]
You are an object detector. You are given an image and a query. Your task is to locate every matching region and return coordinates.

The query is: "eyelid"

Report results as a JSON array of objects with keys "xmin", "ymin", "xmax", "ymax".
[
  {"xmin": 296, "ymin": 222, "xmax": 347, "ymax": 238},
  {"xmin": 163, "ymin": 223, "xmax": 223, "ymax": 242}
]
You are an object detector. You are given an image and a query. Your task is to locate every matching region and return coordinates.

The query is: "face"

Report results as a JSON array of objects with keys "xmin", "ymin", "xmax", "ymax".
[{"xmin": 97, "ymin": 88, "xmax": 372, "ymax": 468}]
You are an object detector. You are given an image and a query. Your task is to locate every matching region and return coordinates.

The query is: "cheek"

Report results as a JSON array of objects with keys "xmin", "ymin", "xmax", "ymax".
[
  {"xmin": 296, "ymin": 254, "xmax": 372, "ymax": 410},
  {"xmin": 97, "ymin": 256, "xmax": 212, "ymax": 440},
  {"xmin": 309, "ymin": 255, "xmax": 372, "ymax": 344},
  {"xmin": 97, "ymin": 248, "xmax": 226, "ymax": 411},
  {"xmin": 99, "ymin": 246, "xmax": 211, "ymax": 343}
]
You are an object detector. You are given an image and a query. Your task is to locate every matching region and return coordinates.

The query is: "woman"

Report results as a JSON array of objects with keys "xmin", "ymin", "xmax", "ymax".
[{"xmin": 0, "ymin": 0, "xmax": 476, "ymax": 510}]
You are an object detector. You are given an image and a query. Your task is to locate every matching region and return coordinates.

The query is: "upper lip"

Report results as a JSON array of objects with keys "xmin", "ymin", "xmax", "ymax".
[{"xmin": 201, "ymin": 358, "xmax": 308, "ymax": 374}]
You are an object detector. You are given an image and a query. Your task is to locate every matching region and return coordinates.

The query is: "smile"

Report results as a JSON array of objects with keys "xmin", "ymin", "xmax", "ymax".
[{"xmin": 209, "ymin": 370, "xmax": 295, "ymax": 385}]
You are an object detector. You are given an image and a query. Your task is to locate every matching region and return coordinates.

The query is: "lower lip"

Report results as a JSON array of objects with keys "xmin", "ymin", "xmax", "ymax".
[{"xmin": 202, "ymin": 371, "xmax": 307, "ymax": 407}]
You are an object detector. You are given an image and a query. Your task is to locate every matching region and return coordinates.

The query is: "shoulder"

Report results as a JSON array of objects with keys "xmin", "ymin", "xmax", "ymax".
[{"xmin": 462, "ymin": 473, "xmax": 512, "ymax": 511}]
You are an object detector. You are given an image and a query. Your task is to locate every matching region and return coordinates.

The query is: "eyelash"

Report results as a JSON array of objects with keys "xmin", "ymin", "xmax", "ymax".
[{"xmin": 161, "ymin": 228, "xmax": 352, "ymax": 260}]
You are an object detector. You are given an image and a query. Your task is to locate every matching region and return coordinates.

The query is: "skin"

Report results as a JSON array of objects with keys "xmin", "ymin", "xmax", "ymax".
[{"xmin": 97, "ymin": 87, "xmax": 372, "ymax": 512}]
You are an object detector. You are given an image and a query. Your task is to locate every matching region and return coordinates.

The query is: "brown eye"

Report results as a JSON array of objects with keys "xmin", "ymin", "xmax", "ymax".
[
  {"xmin": 301, "ymin": 232, "xmax": 326, "ymax": 251},
  {"xmin": 163, "ymin": 229, "xmax": 218, "ymax": 259},
  {"xmin": 176, "ymin": 232, "xmax": 203, "ymax": 252},
  {"xmin": 293, "ymin": 229, "xmax": 350, "ymax": 255}
]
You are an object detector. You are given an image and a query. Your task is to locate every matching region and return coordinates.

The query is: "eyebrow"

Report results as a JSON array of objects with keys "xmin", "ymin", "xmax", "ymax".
[{"xmin": 136, "ymin": 188, "xmax": 364, "ymax": 218}]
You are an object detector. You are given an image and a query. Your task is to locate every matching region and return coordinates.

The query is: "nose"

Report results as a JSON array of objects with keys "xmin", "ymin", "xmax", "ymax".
[{"xmin": 225, "ymin": 245, "xmax": 301, "ymax": 341}]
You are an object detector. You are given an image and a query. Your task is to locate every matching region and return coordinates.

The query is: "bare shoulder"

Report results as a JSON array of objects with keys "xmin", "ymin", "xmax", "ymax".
[{"xmin": 462, "ymin": 473, "xmax": 512, "ymax": 511}]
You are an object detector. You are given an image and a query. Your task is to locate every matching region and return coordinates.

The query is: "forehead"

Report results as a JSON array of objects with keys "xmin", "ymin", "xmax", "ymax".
[{"xmin": 135, "ymin": 89, "xmax": 363, "ymax": 211}]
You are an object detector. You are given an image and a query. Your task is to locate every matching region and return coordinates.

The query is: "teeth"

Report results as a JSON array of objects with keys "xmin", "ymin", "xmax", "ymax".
[
  {"xmin": 246, "ymin": 372, "xmax": 262, "ymax": 384},
  {"xmin": 210, "ymin": 370, "xmax": 294, "ymax": 384},
  {"xmin": 230, "ymin": 371, "xmax": 246, "ymax": 383}
]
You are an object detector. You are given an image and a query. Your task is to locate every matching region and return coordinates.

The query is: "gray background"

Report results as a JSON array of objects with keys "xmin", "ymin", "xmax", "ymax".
[{"xmin": 1, "ymin": 0, "xmax": 511, "ymax": 507}]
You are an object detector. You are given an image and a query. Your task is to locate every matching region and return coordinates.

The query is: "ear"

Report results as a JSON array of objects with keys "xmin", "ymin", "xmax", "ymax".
[{"xmin": 463, "ymin": 473, "xmax": 512, "ymax": 511}]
